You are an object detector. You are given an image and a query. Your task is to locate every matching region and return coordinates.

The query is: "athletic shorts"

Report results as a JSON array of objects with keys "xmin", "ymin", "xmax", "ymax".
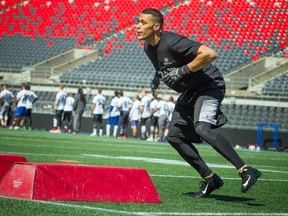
[
  {"xmin": 150, "ymin": 116, "xmax": 159, "ymax": 127},
  {"xmin": 107, "ymin": 116, "xmax": 120, "ymax": 125},
  {"xmin": 130, "ymin": 120, "xmax": 138, "ymax": 128},
  {"xmin": 140, "ymin": 117, "xmax": 149, "ymax": 126},
  {"xmin": 93, "ymin": 114, "xmax": 103, "ymax": 124},
  {"xmin": 120, "ymin": 111, "xmax": 129, "ymax": 125},
  {"xmin": 14, "ymin": 106, "xmax": 26, "ymax": 117},
  {"xmin": 168, "ymin": 88, "xmax": 227, "ymax": 143},
  {"xmin": 0, "ymin": 104, "xmax": 9, "ymax": 118}
]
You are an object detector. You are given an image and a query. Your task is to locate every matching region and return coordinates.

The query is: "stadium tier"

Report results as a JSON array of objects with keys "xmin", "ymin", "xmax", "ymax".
[{"xmin": 0, "ymin": 0, "xmax": 287, "ymax": 97}]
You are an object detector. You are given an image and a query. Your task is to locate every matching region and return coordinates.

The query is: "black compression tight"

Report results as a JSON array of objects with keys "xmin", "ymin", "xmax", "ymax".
[
  {"xmin": 194, "ymin": 121, "xmax": 245, "ymax": 169},
  {"xmin": 167, "ymin": 136, "xmax": 213, "ymax": 178}
]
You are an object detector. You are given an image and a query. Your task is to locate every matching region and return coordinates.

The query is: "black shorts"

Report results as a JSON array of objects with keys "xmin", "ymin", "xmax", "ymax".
[
  {"xmin": 93, "ymin": 114, "xmax": 103, "ymax": 124},
  {"xmin": 168, "ymin": 88, "xmax": 227, "ymax": 142},
  {"xmin": 141, "ymin": 117, "xmax": 150, "ymax": 126},
  {"xmin": 151, "ymin": 116, "xmax": 159, "ymax": 127},
  {"xmin": 120, "ymin": 111, "xmax": 129, "ymax": 125}
]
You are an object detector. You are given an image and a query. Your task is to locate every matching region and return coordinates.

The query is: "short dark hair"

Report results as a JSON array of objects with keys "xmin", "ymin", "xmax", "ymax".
[{"xmin": 141, "ymin": 8, "xmax": 164, "ymax": 29}]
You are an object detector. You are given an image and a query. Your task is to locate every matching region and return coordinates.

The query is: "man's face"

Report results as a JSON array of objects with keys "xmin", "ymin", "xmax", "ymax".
[{"xmin": 137, "ymin": 13, "xmax": 158, "ymax": 41}]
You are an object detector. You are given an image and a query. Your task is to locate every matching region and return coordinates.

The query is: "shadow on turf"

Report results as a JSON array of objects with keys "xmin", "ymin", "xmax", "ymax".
[{"xmin": 183, "ymin": 192, "xmax": 264, "ymax": 206}]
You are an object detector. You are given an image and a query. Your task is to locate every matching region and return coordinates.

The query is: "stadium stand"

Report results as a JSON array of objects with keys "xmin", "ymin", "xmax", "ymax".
[{"xmin": 0, "ymin": 0, "xmax": 287, "ymax": 136}]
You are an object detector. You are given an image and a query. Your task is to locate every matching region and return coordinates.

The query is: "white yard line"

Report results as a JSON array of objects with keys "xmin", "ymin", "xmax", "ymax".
[{"xmin": 0, "ymin": 196, "xmax": 287, "ymax": 216}]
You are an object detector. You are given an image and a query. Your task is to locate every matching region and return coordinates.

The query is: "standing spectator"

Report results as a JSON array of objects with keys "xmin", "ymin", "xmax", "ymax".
[
  {"xmin": 11, "ymin": 83, "xmax": 28, "ymax": 129},
  {"xmin": 73, "ymin": 88, "xmax": 86, "ymax": 134},
  {"xmin": 90, "ymin": 88, "xmax": 106, "ymax": 136},
  {"xmin": 50, "ymin": 84, "xmax": 67, "ymax": 133},
  {"xmin": 63, "ymin": 92, "xmax": 75, "ymax": 133},
  {"xmin": 106, "ymin": 91, "xmax": 120, "ymax": 138},
  {"xmin": 25, "ymin": 84, "xmax": 38, "ymax": 130},
  {"xmin": 140, "ymin": 89, "xmax": 151, "ymax": 139},
  {"xmin": 129, "ymin": 95, "xmax": 141, "ymax": 139},
  {"xmin": 0, "ymin": 84, "xmax": 14, "ymax": 128},
  {"xmin": 118, "ymin": 90, "xmax": 133, "ymax": 139},
  {"xmin": 147, "ymin": 93, "xmax": 159, "ymax": 141},
  {"xmin": 155, "ymin": 96, "xmax": 168, "ymax": 142},
  {"xmin": 163, "ymin": 96, "xmax": 175, "ymax": 142}
]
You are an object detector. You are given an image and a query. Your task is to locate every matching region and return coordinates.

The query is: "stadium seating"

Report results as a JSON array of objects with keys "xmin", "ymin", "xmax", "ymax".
[
  {"xmin": 0, "ymin": 0, "xmax": 286, "ymax": 77},
  {"xmin": 262, "ymin": 71, "xmax": 288, "ymax": 96},
  {"xmin": 220, "ymin": 104, "xmax": 288, "ymax": 132}
]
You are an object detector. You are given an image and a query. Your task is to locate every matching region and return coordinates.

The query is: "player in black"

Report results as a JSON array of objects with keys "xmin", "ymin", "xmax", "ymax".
[{"xmin": 137, "ymin": 8, "xmax": 261, "ymax": 198}]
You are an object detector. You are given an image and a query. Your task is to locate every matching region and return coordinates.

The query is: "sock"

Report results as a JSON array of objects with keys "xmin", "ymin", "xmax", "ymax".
[
  {"xmin": 113, "ymin": 125, "xmax": 118, "ymax": 137},
  {"xmin": 141, "ymin": 125, "xmax": 146, "ymax": 138},
  {"xmin": 99, "ymin": 129, "xmax": 103, "ymax": 136},
  {"xmin": 106, "ymin": 125, "xmax": 111, "ymax": 137},
  {"xmin": 93, "ymin": 128, "xmax": 96, "ymax": 134}
]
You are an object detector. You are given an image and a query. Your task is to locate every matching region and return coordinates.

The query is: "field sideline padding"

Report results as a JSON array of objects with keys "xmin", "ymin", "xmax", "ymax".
[{"xmin": 0, "ymin": 162, "xmax": 162, "ymax": 203}]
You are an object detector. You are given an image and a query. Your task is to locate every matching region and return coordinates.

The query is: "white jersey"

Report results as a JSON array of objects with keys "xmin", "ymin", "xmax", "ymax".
[
  {"xmin": 0, "ymin": 89, "xmax": 14, "ymax": 106},
  {"xmin": 16, "ymin": 90, "xmax": 28, "ymax": 107},
  {"xmin": 109, "ymin": 97, "xmax": 120, "ymax": 117},
  {"xmin": 157, "ymin": 100, "xmax": 168, "ymax": 116},
  {"xmin": 55, "ymin": 91, "xmax": 67, "ymax": 110},
  {"xmin": 129, "ymin": 100, "xmax": 141, "ymax": 121},
  {"xmin": 118, "ymin": 96, "xmax": 133, "ymax": 112},
  {"xmin": 140, "ymin": 95, "xmax": 151, "ymax": 118},
  {"xmin": 150, "ymin": 99, "xmax": 159, "ymax": 117},
  {"xmin": 167, "ymin": 101, "xmax": 175, "ymax": 121},
  {"xmin": 25, "ymin": 90, "xmax": 38, "ymax": 109},
  {"xmin": 64, "ymin": 96, "xmax": 75, "ymax": 112},
  {"xmin": 92, "ymin": 94, "xmax": 106, "ymax": 114}
]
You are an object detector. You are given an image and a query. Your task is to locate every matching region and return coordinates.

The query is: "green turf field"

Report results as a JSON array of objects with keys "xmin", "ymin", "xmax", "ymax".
[{"xmin": 0, "ymin": 129, "xmax": 287, "ymax": 216}]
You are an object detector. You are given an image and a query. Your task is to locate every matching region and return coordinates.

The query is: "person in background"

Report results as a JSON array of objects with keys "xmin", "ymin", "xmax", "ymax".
[
  {"xmin": 106, "ymin": 90, "xmax": 121, "ymax": 138},
  {"xmin": 50, "ymin": 84, "xmax": 67, "ymax": 133},
  {"xmin": 118, "ymin": 90, "xmax": 133, "ymax": 139},
  {"xmin": 163, "ymin": 96, "xmax": 175, "ymax": 142},
  {"xmin": 73, "ymin": 88, "xmax": 86, "ymax": 134},
  {"xmin": 154, "ymin": 96, "xmax": 168, "ymax": 142},
  {"xmin": 11, "ymin": 83, "xmax": 28, "ymax": 130},
  {"xmin": 63, "ymin": 92, "xmax": 75, "ymax": 133},
  {"xmin": 147, "ymin": 93, "xmax": 159, "ymax": 141},
  {"xmin": 140, "ymin": 89, "xmax": 151, "ymax": 139},
  {"xmin": 90, "ymin": 88, "xmax": 106, "ymax": 136},
  {"xmin": 25, "ymin": 84, "xmax": 38, "ymax": 130},
  {"xmin": 0, "ymin": 84, "xmax": 14, "ymax": 128},
  {"xmin": 129, "ymin": 95, "xmax": 141, "ymax": 139}
]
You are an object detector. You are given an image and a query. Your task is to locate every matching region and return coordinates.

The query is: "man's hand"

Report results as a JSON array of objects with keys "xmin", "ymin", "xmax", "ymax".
[
  {"xmin": 162, "ymin": 65, "xmax": 191, "ymax": 87},
  {"xmin": 150, "ymin": 73, "xmax": 160, "ymax": 96}
]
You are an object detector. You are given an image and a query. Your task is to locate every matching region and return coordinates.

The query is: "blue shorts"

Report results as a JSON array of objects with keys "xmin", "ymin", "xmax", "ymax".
[
  {"xmin": 14, "ymin": 107, "xmax": 26, "ymax": 117},
  {"xmin": 130, "ymin": 120, "xmax": 138, "ymax": 128},
  {"xmin": 107, "ymin": 116, "xmax": 120, "ymax": 125}
]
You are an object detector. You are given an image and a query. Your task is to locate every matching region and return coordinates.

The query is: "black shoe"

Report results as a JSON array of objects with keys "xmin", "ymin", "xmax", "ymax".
[
  {"xmin": 239, "ymin": 167, "xmax": 261, "ymax": 193},
  {"xmin": 194, "ymin": 174, "xmax": 224, "ymax": 198}
]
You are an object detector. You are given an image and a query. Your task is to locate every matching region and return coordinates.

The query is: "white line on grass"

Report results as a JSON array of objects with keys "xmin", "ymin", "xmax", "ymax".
[
  {"xmin": 82, "ymin": 154, "xmax": 288, "ymax": 174},
  {"xmin": 150, "ymin": 174, "xmax": 288, "ymax": 182},
  {"xmin": 0, "ymin": 196, "xmax": 287, "ymax": 216}
]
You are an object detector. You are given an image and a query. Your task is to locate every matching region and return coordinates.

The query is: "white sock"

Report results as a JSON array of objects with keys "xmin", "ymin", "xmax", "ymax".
[
  {"xmin": 141, "ymin": 125, "xmax": 146, "ymax": 137},
  {"xmin": 93, "ymin": 128, "xmax": 96, "ymax": 134},
  {"xmin": 53, "ymin": 118, "xmax": 57, "ymax": 128},
  {"xmin": 113, "ymin": 125, "xmax": 118, "ymax": 137},
  {"xmin": 106, "ymin": 124, "xmax": 111, "ymax": 137},
  {"xmin": 99, "ymin": 129, "xmax": 103, "ymax": 136}
]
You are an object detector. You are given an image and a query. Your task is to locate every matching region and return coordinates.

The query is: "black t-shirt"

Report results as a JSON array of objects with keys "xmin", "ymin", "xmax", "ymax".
[{"xmin": 144, "ymin": 31, "xmax": 225, "ymax": 93}]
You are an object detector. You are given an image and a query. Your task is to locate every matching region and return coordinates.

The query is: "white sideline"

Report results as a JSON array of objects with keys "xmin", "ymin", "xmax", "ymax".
[{"xmin": 0, "ymin": 196, "xmax": 287, "ymax": 216}]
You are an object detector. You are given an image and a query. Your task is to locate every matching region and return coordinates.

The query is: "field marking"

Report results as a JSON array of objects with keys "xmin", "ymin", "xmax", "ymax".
[
  {"xmin": 150, "ymin": 174, "xmax": 288, "ymax": 182},
  {"xmin": 0, "ymin": 196, "xmax": 287, "ymax": 216},
  {"xmin": 82, "ymin": 154, "xmax": 288, "ymax": 174}
]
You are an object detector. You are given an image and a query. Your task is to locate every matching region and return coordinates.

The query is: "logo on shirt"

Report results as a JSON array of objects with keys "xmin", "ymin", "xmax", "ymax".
[{"xmin": 163, "ymin": 57, "xmax": 172, "ymax": 66}]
